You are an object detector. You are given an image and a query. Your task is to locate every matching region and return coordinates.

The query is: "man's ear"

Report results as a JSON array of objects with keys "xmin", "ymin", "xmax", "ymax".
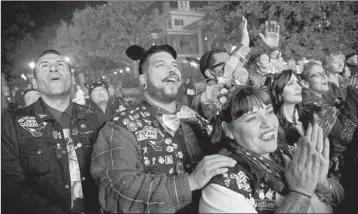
[
  {"xmin": 139, "ymin": 74, "xmax": 148, "ymax": 90},
  {"xmin": 204, "ymin": 69, "xmax": 215, "ymax": 80},
  {"xmin": 32, "ymin": 78, "xmax": 37, "ymax": 89},
  {"xmin": 300, "ymin": 80, "xmax": 310, "ymax": 89},
  {"xmin": 222, "ymin": 122, "xmax": 234, "ymax": 139},
  {"xmin": 139, "ymin": 74, "xmax": 147, "ymax": 85}
]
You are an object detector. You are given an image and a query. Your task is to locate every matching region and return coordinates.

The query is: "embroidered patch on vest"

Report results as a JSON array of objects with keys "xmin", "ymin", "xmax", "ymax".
[
  {"xmin": 78, "ymin": 106, "xmax": 93, "ymax": 113},
  {"xmin": 38, "ymin": 114, "xmax": 47, "ymax": 119},
  {"xmin": 255, "ymin": 199, "xmax": 276, "ymax": 211},
  {"xmin": 72, "ymin": 127, "xmax": 79, "ymax": 135},
  {"xmin": 127, "ymin": 122, "xmax": 138, "ymax": 132},
  {"xmin": 135, "ymin": 126, "xmax": 164, "ymax": 142},
  {"xmin": 18, "ymin": 116, "xmax": 47, "ymax": 137}
]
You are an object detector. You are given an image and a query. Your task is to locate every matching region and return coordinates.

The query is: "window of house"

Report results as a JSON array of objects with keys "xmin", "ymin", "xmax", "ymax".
[
  {"xmin": 180, "ymin": 1, "xmax": 183, "ymax": 8},
  {"xmin": 174, "ymin": 19, "xmax": 184, "ymax": 26},
  {"xmin": 180, "ymin": 40, "xmax": 190, "ymax": 52}
]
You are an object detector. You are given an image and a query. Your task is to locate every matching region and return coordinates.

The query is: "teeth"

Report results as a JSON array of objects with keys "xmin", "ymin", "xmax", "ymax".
[
  {"xmin": 166, "ymin": 78, "xmax": 177, "ymax": 83},
  {"xmin": 260, "ymin": 131, "xmax": 274, "ymax": 140}
]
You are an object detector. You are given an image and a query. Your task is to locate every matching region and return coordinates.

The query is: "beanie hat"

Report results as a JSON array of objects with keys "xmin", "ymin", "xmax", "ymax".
[{"xmin": 88, "ymin": 81, "xmax": 108, "ymax": 96}]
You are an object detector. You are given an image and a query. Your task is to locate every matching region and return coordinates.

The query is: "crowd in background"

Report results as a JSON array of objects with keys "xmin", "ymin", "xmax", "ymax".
[{"xmin": 1, "ymin": 16, "xmax": 358, "ymax": 214}]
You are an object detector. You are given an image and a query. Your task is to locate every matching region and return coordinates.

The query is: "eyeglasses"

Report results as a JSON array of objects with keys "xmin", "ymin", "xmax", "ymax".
[
  {"xmin": 209, "ymin": 62, "xmax": 226, "ymax": 70},
  {"xmin": 307, "ymin": 72, "xmax": 327, "ymax": 79}
]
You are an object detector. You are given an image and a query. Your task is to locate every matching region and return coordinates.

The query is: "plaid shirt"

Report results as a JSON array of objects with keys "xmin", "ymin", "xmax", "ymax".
[{"xmin": 91, "ymin": 100, "xmax": 212, "ymax": 213}]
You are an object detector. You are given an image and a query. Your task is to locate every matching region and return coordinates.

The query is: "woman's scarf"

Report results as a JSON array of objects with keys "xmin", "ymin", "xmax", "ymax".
[
  {"xmin": 212, "ymin": 139, "xmax": 295, "ymax": 213},
  {"xmin": 228, "ymin": 141, "xmax": 293, "ymax": 194}
]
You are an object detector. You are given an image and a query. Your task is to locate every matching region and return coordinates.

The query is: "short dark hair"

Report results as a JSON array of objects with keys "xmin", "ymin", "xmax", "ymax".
[
  {"xmin": 126, "ymin": 45, "xmax": 177, "ymax": 75},
  {"xmin": 33, "ymin": 49, "xmax": 71, "ymax": 78},
  {"xmin": 220, "ymin": 86, "xmax": 272, "ymax": 123},
  {"xmin": 199, "ymin": 48, "xmax": 227, "ymax": 80},
  {"xmin": 34, "ymin": 50, "xmax": 61, "ymax": 65}
]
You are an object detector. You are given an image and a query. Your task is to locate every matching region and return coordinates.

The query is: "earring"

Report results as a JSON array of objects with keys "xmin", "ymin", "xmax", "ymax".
[
  {"xmin": 141, "ymin": 82, "xmax": 147, "ymax": 90},
  {"xmin": 33, "ymin": 84, "xmax": 37, "ymax": 89},
  {"xmin": 226, "ymin": 132, "xmax": 234, "ymax": 139}
]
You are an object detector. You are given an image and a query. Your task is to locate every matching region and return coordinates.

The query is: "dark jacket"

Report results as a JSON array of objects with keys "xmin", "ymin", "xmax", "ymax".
[
  {"xmin": 302, "ymin": 87, "xmax": 358, "ymax": 178},
  {"xmin": 1, "ymin": 98, "xmax": 101, "ymax": 214},
  {"xmin": 276, "ymin": 105, "xmax": 311, "ymax": 147},
  {"xmin": 86, "ymin": 98, "xmax": 119, "ymax": 126}
]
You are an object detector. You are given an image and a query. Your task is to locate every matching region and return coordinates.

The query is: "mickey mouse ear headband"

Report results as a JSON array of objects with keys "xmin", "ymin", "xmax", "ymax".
[
  {"xmin": 126, "ymin": 45, "xmax": 147, "ymax": 61},
  {"xmin": 126, "ymin": 44, "xmax": 177, "ymax": 74}
]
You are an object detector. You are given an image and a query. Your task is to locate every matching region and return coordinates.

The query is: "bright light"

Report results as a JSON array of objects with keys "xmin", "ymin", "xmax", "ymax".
[
  {"xmin": 190, "ymin": 62, "xmax": 198, "ymax": 68},
  {"xmin": 114, "ymin": 71, "xmax": 118, "ymax": 74},
  {"xmin": 21, "ymin": 74, "xmax": 27, "ymax": 81},
  {"xmin": 64, "ymin": 57, "xmax": 70, "ymax": 63},
  {"xmin": 152, "ymin": 43, "xmax": 156, "ymax": 46},
  {"xmin": 119, "ymin": 69, "xmax": 123, "ymax": 73},
  {"xmin": 29, "ymin": 62, "xmax": 35, "ymax": 69},
  {"xmin": 204, "ymin": 37, "xmax": 208, "ymax": 41},
  {"xmin": 126, "ymin": 67, "xmax": 130, "ymax": 72},
  {"xmin": 102, "ymin": 76, "xmax": 105, "ymax": 79}
]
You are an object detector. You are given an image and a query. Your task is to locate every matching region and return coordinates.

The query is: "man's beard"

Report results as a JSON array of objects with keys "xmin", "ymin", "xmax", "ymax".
[{"xmin": 147, "ymin": 80, "xmax": 179, "ymax": 103}]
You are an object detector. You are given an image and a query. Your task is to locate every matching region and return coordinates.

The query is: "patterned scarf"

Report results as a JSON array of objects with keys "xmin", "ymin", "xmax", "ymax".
[{"xmin": 227, "ymin": 140, "xmax": 293, "ymax": 197}]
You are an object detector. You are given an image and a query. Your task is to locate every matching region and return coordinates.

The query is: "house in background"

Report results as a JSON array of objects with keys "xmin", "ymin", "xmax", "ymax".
[{"xmin": 150, "ymin": 1, "xmax": 210, "ymax": 80}]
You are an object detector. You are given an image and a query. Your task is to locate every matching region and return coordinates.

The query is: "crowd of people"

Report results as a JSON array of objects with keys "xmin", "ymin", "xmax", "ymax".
[{"xmin": 2, "ymin": 16, "xmax": 358, "ymax": 214}]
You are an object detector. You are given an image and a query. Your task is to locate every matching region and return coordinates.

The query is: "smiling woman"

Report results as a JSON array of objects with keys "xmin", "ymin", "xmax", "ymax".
[{"xmin": 199, "ymin": 86, "xmax": 344, "ymax": 213}]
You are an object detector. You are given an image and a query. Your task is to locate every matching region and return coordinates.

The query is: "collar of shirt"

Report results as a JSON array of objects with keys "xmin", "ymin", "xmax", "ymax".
[
  {"xmin": 140, "ymin": 99, "xmax": 181, "ymax": 131},
  {"xmin": 45, "ymin": 101, "xmax": 73, "ymax": 129}
]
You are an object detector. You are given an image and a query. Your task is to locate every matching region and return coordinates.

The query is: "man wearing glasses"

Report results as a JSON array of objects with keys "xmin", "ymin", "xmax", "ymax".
[
  {"xmin": 300, "ymin": 61, "xmax": 335, "ymax": 106},
  {"xmin": 191, "ymin": 18, "xmax": 281, "ymax": 122},
  {"xmin": 191, "ymin": 17, "xmax": 251, "ymax": 122}
]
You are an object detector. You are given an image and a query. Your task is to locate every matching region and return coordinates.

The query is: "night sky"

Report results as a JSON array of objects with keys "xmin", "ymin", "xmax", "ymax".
[
  {"xmin": 2, "ymin": 1, "xmax": 106, "ymax": 33},
  {"xmin": 2, "ymin": 1, "xmax": 206, "ymax": 33}
]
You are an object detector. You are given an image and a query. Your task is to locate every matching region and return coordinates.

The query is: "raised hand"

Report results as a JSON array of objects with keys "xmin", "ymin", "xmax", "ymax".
[
  {"xmin": 259, "ymin": 21, "xmax": 280, "ymax": 48},
  {"xmin": 311, "ymin": 114, "xmax": 331, "ymax": 189},
  {"xmin": 316, "ymin": 108, "xmax": 338, "ymax": 138},
  {"xmin": 283, "ymin": 123, "xmax": 321, "ymax": 196},
  {"xmin": 316, "ymin": 136, "xmax": 330, "ymax": 188},
  {"xmin": 188, "ymin": 154, "xmax": 236, "ymax": 191},
  {"xmin": 240, "ymin": 16, "xmax": 250, "ymax": 47}
]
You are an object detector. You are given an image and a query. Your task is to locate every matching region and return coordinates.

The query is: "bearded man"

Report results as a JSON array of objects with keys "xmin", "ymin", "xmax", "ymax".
[{"xmin": 90, "ymin": 44, "xmax": 236, "ymax": 213}]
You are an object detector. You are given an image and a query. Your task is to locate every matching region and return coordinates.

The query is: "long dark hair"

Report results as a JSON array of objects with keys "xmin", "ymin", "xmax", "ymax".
[{"xmin": 266, "ymin": 69, "xmax": 300, "ymax": 114}]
